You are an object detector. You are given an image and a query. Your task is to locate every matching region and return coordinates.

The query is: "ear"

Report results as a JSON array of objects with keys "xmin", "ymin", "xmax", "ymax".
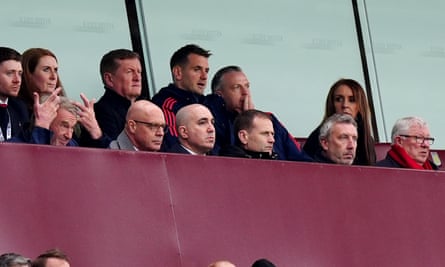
[
  {"xmin": 394, "ymin": 136, "xmax": 403, "ymax": 145},
  {"xmin": 172, "ymin": 65, "xmax": 182, "ymax": 81},
  {"xmin": 215, "ymin": 89, "xmax": 223, "ymax": 96},
  {"xmin": 320, "ymin": 138, "xmax": 329, "ymax": 151},
  {"xmin": 238, "ymin": 130, "xmax": 248, "ymax": 145},
  {"xmin": 178, "ymin": 125, "xmax": 188, "ymax": 139},
  {"xmin": 103, "ymin": 72, "xmax": 113, "ymax": 88},
  {"xmin": 127, "ymin": 120, "xmax": 137, "ymax": 134}
]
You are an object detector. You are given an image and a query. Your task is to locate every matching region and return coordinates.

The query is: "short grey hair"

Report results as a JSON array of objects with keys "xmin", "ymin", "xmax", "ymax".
[
  {"xmin": 319, "ymin": 113, "xmax": 357, "ymax": 141},
  {"xmin": 39, "ymin": 94, "xmax": 78, "ymax": 116},
  {"xmin": 391, "ymin": 116, "xmax": 428, "ymax": 144},
  {"xmin": 0, "ymin": 253, "xmax": 31, "ymax": 267}
]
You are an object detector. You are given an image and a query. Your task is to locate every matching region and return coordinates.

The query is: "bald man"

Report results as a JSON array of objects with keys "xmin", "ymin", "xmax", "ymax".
[
  {"xmin": 208, "ymin": 260, "xmax": 236, "ymax": 267},
  {"xmin": 167, "ymin": 104, "xmax": 215, "ymax": 155},
  {"xmin": 109, "ymin": 100, "xmax": 166, "ymax": 151}
]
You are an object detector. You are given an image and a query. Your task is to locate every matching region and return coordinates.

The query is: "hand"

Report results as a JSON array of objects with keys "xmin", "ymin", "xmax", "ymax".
[
  {"xmin": 73, "ymin": 93, "xmax": 102, "ymax": 140},
  {"xmin": 242, "ymin": 92, "xmax": 255, "ymax": 111},
  {"xmin": 33, "ymin": 87, "xmax": 62, "ymax": 129}
]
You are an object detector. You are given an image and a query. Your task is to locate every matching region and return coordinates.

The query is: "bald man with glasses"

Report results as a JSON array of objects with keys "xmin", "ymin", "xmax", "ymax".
[
  {"xmin": 110, "ymin": 100, "xmax": 166, "ymax": 152},
  {"xmin": 376, "ymin": 116, "xmax": 437, "ymax": 170}
]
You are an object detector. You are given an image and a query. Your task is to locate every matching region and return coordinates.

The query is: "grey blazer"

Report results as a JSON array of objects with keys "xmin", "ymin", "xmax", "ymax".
[{"xmin": 109, "ymin": 130, "xmax": 137, "ymax": 151}]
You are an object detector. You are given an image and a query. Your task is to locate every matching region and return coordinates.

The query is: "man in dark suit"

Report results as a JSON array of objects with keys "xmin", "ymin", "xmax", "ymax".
[
  {"xmin": 0, "ymin": 47, "xmax": 29, "ymax": 141},
  {"xmin": 167, "ymin": 104, "xmax": 215, "ymax": 155},
  {"xmin": 80, "ymin": 49, "xmax": 142, "ymax": 147}
]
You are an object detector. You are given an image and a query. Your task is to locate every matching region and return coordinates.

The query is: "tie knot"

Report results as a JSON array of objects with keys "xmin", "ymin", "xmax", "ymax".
[{"xmin": 0, "ymin": 103, "xmax": 7, "ymax": 108}]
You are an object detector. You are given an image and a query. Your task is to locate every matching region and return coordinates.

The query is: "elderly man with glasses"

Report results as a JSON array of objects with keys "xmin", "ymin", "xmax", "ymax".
[
  {"xmin": 109, "ymin": 100, "xmax": 166, "ymax": 152},
  {"xmin": 376, "ymin": 116, "xmax": 437, "ymax": 170}
]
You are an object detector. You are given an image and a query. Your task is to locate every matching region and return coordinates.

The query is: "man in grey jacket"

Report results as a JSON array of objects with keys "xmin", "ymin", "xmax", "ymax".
[{"xmin": 110, "ymin": 100, "xmax": 166, "ymax": 152}]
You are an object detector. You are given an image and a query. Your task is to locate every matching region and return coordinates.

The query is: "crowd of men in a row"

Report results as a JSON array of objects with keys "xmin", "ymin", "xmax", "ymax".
[
  {"xmin": 0, "ymin": 44, "xmax": 438, "ymax": 170},
  {"xmin": 0, "ymin": 251, "xmax": 276, "ymax": 267}
]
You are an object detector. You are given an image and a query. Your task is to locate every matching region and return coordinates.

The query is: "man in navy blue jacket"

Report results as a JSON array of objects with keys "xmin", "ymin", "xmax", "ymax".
[
  {"xmin": 0, "ymin": 47, "xmax": 29, "ymax": 141},
  {"xmin": 151, "ymin": 44, "xmax": 211, "ymax": 151},
  {"xmin": 204, "ymin": 65, "xmax": 312, "ymax": 161}
]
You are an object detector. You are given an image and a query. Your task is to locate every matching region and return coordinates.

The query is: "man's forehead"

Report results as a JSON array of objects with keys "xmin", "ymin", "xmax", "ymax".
[{"xmin": 0, "ymin": 59, "xmax": 22, "ymax": 70}]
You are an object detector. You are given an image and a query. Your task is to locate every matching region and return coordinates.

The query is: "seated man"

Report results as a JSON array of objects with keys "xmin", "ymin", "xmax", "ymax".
[
  {"xmin": 0, "ymin": 253, "xmax": 31, "ymax": 267},
  {"xmin": 152, "ymin": 44, "xmax": 212, "ymax": 150},
  {"xmin": 204, "ymin": 65, "xmax": 311, "ymax": 161},
  {"xmin": 166, "ymin": 104, "xmax": 215, "ymax": 155},
  {"xmin": 314, "ymin": 113, "xmax": 358, "ymax": 165},
  {"xmin": 110, "ymin": 100, "xmax": 165, "ymax": 151},
  {"xmin": 11, "ymin": 94, "xmax": 103, "ymax": 146},
  {"xmin": 0, "ymin": 47, "xmax": 29, "ymax": 141},
  {"xmin": 32, "ymin": 249, "xmax": 70, "ymax": 267},
  {"xmin": 376, "ymin": 116, "xmax": 437, "ymax": 170},
  {"xmin": 219, "ymin": 109, "xmax": 278, "ymax": 160}
]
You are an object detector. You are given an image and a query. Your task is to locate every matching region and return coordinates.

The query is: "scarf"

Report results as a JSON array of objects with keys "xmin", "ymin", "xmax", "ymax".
[{"xmin": 388, "ymin": 144, "xmax": 433, "ymax": 170}]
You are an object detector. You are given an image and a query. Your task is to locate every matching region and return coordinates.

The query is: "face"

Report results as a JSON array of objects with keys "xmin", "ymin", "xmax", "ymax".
[
  {"xmin": 321, "ymin": 123, "xmax": 358, "ymax": 165},
  {"xmin": 45, "ymin": 258, "xmax": 70, "ymax": 267},
  {"xmin": 130, "ymin": 109, "xmax": 166, "ymax": 152},
  {"xmin": 180, "ymin": 106, "xmax": 215, "ymax": 154},
  {"xmin": 30, "ymin": 55, "xmax": 59, "ymax": 94},
  {"xmin": 106, "ymin": 58, "xmax": 142, "ymax": 100},
  {"xmin": 0, "ymin": 60, "xmax": 22, "ymax": 100},
  {"xmin": 174, "ymin": 53, "xmax": 209, "ymax": 95},
  {"xmin": 216, "ymin": 71, "xmax": 250, "ymax": 113},
  {"xmin": 49, "ymin": 108, "xmax": 77, "ymax": 146},
  {"xmin": 240, "ymin": 117, "xmax": 275, "ymax": 154},
  {"xmin": 333, "ymin": 85, "xmax": 359, "ymax": 119},
  {"xmin": 396, "ymin": 125, "xmax": 431, "ymax": 165}
]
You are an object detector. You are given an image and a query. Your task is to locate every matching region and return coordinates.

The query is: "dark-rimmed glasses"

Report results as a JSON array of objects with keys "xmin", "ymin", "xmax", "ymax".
[
  {"xmin": 133, "ymin": 120, "xmax": 168, "ymax": 133},
  {"xmin": 399, "ymin": 135, "xmax": 434, "ymax": 145}
]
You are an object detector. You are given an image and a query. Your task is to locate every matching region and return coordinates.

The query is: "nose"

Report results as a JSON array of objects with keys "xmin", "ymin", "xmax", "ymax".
[
  {"xmin": 49, "ymin": 69, "xmax": 57, "ymax": 80},
  {"xmin": 268, "ymin": 133, "xmax": 275, "ymax": 144},
  {"xmin": 133, "ymin": 71, "xmax": 141, "ymax": 80},
  {"xmin": 207, "ymin": 123, "xmax": 215, "ymax": 132},
  {"xmin": 201, "ymin": 71, "xmax": 208, "ymax": 80},
  {"xmin": 347, "ymin": 137, "xmax": 356, "ymax": 149},
  {"xmin": 13, "ymin": 73, "xmax": 21, "ymax": 83}
]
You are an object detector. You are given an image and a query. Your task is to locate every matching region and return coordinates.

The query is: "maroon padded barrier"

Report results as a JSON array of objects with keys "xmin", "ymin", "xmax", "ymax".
[{"xmin": 1, "ymin": 143, "xmax": 445, "ymax": 267}]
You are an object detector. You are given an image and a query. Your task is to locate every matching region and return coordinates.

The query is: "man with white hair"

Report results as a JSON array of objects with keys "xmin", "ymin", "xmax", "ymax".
[{"xmin": 376, "ymin": 116, "xmax": 437, "ymax": 170}]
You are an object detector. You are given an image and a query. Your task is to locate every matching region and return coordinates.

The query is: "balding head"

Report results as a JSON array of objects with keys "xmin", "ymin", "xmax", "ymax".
[
  {"xmin": 176, "ymin": 104, "xmax": 215, "ymax": 155},
  {"xmin": 208, "ymin": 260, "xmax": 236, "ymax": 267},
  {"xmin": 125, "ymin": 100, "xmax": 166, "ymax": 151}
]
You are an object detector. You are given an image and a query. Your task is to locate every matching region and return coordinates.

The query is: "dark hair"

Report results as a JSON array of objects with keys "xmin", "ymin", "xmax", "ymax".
[
  {"xmin": 252, "ymin": 258, "xmax": 276, "ymax": 267},
  {"xmin": 211, "ymin": 65, "xmax": 242, "ymax": 93},
  {"xmin": 32, "ymin": 249, "xmax": 69, "ymax": 267},
  {"xmin": 169, "ymin": 44, "xmax": 211, "ymax": 70},
  {"xmin": 0, "ymin": 47, "xmax": 21, "ymax": 64},
  {"xmin": 19, "ymin": 48, "xmax": 66, "ymax": 111},
  {"xmin": 322, "ymin": 78, "xmax": 375, "ymax": 164},
  {"xmin": 234, "ymin": 109, "xmax": 271, "ymax": 144},
  {"xmin": 100, "ymin": 49, "xmax": 140, "ymax": 84}
]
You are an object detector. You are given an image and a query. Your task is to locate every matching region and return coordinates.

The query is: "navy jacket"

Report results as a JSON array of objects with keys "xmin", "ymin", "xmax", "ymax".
[
  {"xmin": 151, "ymin": 83, "xmax": 205, "ymax": 151},
  {"xmin": 10, "ymin": 126, "xmax": 78, "ymax": 146},
  {"xmin": 0, "ymin": 97, "xmax": 29, "ymax": 141},
  {"xmin": 79, "ymin": 88, "xmax": 124, "ymax": 148},
  {"xmin": 204, "ymin": 94, "xmax": 312, "ymax": 162},
  {"xmin": 376, "ymin": 154, "xmax": 438, "ymax": 170}
]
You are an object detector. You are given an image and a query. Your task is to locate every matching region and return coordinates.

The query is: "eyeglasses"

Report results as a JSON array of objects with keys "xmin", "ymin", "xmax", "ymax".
[
  {"xmin": 133, "ymin": 120, "xmax": 168, "ymax": 133},
  {"xmin": 399, "ymin": 135, "xmax": 435, "ymax": 145}
]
